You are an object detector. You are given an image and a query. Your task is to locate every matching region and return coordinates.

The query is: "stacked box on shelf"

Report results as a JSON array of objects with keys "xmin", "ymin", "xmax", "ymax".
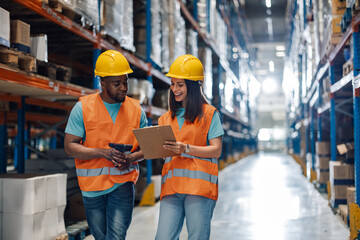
[
  {"xmin": 160, "ymin": 0, "xmax": 170, "ymax": 72},
  {"xmin": 74, "ymin": 0, "xmax": 99, "ymax": 27},
  {"xmin": 0, "ymin": 7, "xmax": 10, "ymax": 48},
  {"xmin": 198, "ymin": 47, "xmax": 213, "ymax": 100},
  {"xmin": 329, "ymin": 161, "xmax": 354, "ymax": 207},
  {"xmin": 30, "ymin": 34, "xmax": 48, "ymax": 62},
  {"xmin": 315, "ymin": 141, "xmax": 330, "ymax": 184},
  {"xmin": 0, "ymin": 174, "xmax": 67, "ymax": 240},
  {"xmin": 10, "ymin": 20, "xmax": 30, "ymax": 54}
]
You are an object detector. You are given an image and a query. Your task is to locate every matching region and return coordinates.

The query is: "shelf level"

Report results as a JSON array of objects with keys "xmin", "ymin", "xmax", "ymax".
[
  {"xmin": 330, "ymin": 71, "xmax": 353, "ymax": 93},
  {"xmin": 15, "ymin": 0, "xmax": 171, "ymax": 86}
]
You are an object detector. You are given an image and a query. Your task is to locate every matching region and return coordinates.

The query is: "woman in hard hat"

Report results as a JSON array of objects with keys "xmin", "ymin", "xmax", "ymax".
[{"xmin": 155, "ymin": 54, "xmax": 224, "ymax": 240}]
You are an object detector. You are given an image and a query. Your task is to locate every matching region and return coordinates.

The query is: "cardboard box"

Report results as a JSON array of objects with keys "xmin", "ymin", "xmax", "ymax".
[
  {"xmin": 331, "ymin": 15, "xmax": 343, "ymax": 34},
  {"xmin": 56, "ymin": 205, "xmax": 66, "ymax": 235},
  {"xmin": 316, "ymin": 155, "xmax": 330, "ymax": 169},
  {"xmin": 2, "ymin": 212, "xmax": 46, "ymax": 240},
  {"xmin": 332, "ymin": 0, "xmax": 347, "ymax": 15},
  {"xmin": 0, "ymin": 7, "xmax": 10, "ymax": 47},
  {"xmin": 2, "ymin": 174, "xmax": 47, "ymax": 214},
  {"xmin": 30, "ymin": 34, "xmax": 48, "ymax": 61},
  {"xmin": 331, "ymin": 185, "xmax": 348, "ymax": 200},
  {"xmin": 347, "ymin": 187, "xmax": 356, "ymax": 205},
  {"xmin": 316, "ymin": 169, "xmax": 329, "ymax": 184},
  {"xmin": 316, "ymin": 141, "xmax": 330, "ymax": 155},
  {"xmin": 44, "ymin": 208, "xmax": 58, "ymax": 240},
  {"xmin": 10, "ymin": 20, "xmax": 30, "ymax": 53},
  {"xmin": 330, "ymin": 161, "xmax": 354, "ymax": 180}
]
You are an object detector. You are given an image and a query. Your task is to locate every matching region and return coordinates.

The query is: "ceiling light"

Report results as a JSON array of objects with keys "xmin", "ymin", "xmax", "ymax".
[
  {"xmin": 276, "ymin": 52, "xmax": 286, "ymax": 57},
  {"xmin": 276, "ymin": 45, "xmax": 286, "ymax": 51},
  {"xmin": 269, "ymin": 61, "xmax": 275, "ymax": 72},
  {"xmin": 266, "ymin": 0, "xmax": 271, "ymax": 8}
]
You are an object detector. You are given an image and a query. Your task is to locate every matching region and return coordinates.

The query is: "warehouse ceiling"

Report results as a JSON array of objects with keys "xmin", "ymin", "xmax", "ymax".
[
  {"xmin": 242, "ymin": 0, "xmax": 288, "ymax": 129},
  {"xmin": 243, "ymin": 0, "xmax": 287, "ymax": 86}
]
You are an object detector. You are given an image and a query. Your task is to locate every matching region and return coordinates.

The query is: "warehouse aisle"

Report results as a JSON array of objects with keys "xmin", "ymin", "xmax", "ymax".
[{"xmin": 128, "ymin": 153, "xmax": 348, "ymax": 239}]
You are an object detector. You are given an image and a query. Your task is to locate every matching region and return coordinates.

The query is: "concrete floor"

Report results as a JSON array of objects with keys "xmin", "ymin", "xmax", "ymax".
[{"xmin": 88, "ymin": 152, "xmax": 350, "ymax": 240}]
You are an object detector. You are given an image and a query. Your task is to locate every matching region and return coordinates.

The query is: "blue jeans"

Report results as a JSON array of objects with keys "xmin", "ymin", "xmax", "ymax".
[
  {"xmin": 155, "ymin": 194, "xmax": 216, "ymax": 240},
  {"xmin": 82, "ymin": 182, "xmax": 135, "ymax": 240}
]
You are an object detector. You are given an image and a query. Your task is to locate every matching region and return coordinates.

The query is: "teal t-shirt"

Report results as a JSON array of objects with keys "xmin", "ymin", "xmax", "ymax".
[
  {"xmin": 176, "ymin": 108, "xmax": 224, "ymax": 143},
  {"xmin": 65, "ymin": 101, "xmax": 148, "ymax": 197}
]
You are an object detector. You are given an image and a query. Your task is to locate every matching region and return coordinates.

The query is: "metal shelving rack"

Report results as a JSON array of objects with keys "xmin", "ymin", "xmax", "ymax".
[
  {"xmin": 287, "ymin": 1, "xmax": 360, "ymax": 233},
  {"xmin": 0, "ymin": 0, "xmax": 258, "ymax": 179}
]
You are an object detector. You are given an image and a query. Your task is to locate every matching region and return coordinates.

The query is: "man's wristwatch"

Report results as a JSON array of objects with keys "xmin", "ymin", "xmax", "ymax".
[{"xmin": 185, "ymin": 144, "xmax": 190, "ymax": 153}]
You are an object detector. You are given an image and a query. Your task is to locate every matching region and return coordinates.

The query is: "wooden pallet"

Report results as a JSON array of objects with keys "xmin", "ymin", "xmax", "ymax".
[
  {"xmin": 0, "ymin": 45, "xmax": 36, "ymax": 72},
  {"xmin": 36, "ymin": 60, "xmax": 72, "ymax": 82},
  {"xmin": 49, "ymin": 0, "xmax": 77, "ymax": 20},
  {"xmin": 338, "ymin": 204, "xmax": 349, "ymax": 226},
  {"xmin": 343, "ymin": 59, "xmax": 353, "ymax": 76}
]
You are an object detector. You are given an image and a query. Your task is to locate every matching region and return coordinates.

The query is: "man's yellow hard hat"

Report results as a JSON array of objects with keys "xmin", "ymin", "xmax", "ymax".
[
  {"xmin": 94, "ymin": 50, "xmax": 133, "ymax": 77},
  {"xmin": 166, "ymin": 54, "xmax": 204, "ymax": 81}
]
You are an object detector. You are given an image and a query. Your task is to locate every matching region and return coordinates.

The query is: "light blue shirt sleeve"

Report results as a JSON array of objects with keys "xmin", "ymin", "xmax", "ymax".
[
  {"xmin": 207, "ymin": 110, "xmax": 224, "ymax": 140},
  {"xmin": 140, "ymin": 108, "xmax": 148, "ymax": 128},
  {"xmin": 65, "ymin": 101, "xmax": 85, "ymax": 138}
]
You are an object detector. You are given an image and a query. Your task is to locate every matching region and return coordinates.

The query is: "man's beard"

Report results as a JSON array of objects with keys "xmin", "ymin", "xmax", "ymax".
[{"xmin": 107, "ymin": 89, "xmax": 125, "ymax": 103}]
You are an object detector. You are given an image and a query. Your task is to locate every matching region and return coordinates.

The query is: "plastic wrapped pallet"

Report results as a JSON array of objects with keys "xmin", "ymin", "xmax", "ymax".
[
  {"xmin": 160, "ymin": 0, "xmax": 170, "ymax": 71},
  {"xmin": 151, "ymin": 0, "xmax": 162, "ymax": 66},
  {"xmin": 0, "ymin": 7, "xmax": 10, "ymax": 48},
  {"xmin": 103, "ymin": 0, "xmax": 135, "ymax": 52},
  {"xmin": 74, "ymin": 0, "xmax": 99, "ymax": 27},
  {"xmin": 168, "ymin": 0, "xmax": 186, "ymax": 64},
  {"xmin": 198, "ymin": 47, "xmax": 212, "ymax": 99},
  {"xmin": 186, "ymin": 29, "xmax": 198, "ymax": 57}
]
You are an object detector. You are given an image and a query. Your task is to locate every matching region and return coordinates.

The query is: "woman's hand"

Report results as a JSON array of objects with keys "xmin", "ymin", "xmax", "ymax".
[{"xmin": 163, "ymin": 141, "xmax": 186, "ymax": 154}]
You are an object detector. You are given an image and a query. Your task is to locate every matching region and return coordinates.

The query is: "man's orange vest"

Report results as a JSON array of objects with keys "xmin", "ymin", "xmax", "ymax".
[
  {"xmin": 75, "ymin": 93, "xmax": 141, "ymax": 192},
  {"xmin": 158, "ymin": 104, "xmax": 219, "ymax": 201}
]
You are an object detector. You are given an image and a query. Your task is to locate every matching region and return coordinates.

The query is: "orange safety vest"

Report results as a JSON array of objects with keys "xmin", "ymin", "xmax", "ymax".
[
  {"xmin": 158, "ymin": 104, "xmax": 219, "ymax": 201},
  {"xmin": 75, "ymin": 93, "xmax": 141, "ymax": 192}
]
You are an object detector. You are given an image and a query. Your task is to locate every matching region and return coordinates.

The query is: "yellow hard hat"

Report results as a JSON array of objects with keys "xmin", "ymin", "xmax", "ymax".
[
  {"xmin": 166, "ymin": 54, "xmax": 204, "ymax": 81},
  {"xmin": 94, "ymin": 50, "xmax": 133, "ymax": 77}
]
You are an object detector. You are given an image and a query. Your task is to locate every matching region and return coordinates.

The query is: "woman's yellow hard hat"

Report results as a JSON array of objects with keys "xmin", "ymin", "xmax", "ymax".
[{"xmin": 166, "ymin": 54, "xmax": 204, "ymax": 81}]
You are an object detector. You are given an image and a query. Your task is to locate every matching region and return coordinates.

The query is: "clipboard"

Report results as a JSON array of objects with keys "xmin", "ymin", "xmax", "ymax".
[{"xmin": 133, "ymin": 125, "xmax": 180, "ymax": 159}]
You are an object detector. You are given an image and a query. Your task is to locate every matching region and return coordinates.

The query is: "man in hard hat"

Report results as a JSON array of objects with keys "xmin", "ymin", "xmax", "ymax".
[{"xmin": 64, "ymin": 50, "xmax": 147, "ymax": 240}]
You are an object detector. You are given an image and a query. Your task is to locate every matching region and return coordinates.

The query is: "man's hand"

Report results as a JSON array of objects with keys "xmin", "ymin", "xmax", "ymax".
[{"xmin": 103, "ymin": 148, "xmax": 127, "ymax": 168}]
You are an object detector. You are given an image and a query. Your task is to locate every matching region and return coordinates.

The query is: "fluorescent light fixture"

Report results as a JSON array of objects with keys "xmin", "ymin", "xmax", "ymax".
[
  {"xmin": 276, "ymin": 45, "xmax": 285, "ymax": 51},
  {"xmin": 276, "ymin": 51, "xmax": 286, "ymax": 57},
  {"xmin": 266, "ymin": 0, "xmax": 271, "ymax": 8},
  {"xmin": 269, "ymin": 61, "xmax": 275, "ymax": 72}
]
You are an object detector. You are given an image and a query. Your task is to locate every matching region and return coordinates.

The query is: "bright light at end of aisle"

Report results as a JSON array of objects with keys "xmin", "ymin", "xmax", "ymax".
[
  {"xmin": 262, "ymin": 77, "xmax": 277, "ymax": 94},
  {"xmin": 258, "ymin": 128, "xmax": 271, "ymax": 141},
  {"xmin": 265, "ymin": 0, "xmax": 271, "ymax": 8}
]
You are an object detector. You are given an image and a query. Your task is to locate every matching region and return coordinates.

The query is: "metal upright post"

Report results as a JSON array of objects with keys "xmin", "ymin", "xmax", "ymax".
[
  {"xmin": 17, "ymin": 96, "xmax": 25, "ymax": 173},
  {"xmin": 318, "ymin": 82, "xmax": 322, "ymax": 141},
  {"xmin": 310, "ymin": 107, "xmax": 315, "ymax": 171},
  {"xmin": 93, "ymin": 0, "xmax": 101, "ymax": 90},
  {"xmin": 329, "ymin": 65, "xmax": 336, "ymax": 161},
  {"xmin": 146, "ymin": 0, "xmax": 153, "ymax": 185},
  {"xmin": 352, "ymin": 30, "xmax": 360, "ymax": 206}
]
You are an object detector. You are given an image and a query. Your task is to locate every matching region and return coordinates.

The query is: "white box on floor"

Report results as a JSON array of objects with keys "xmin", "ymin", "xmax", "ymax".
[
  {"xmin": 44, "ymin": 208, "xmax": 58, "ymax": 240},
  {"xmin": 46, "ymin": 174, "xmax": 58, "ymax": 210},
  {"xmin": 3, "ymin": 175, "xmax": 46, "ymax": 214},
  {"xmin": 56, "ymin": 205, "xmax": 66, "ymax": 234},
  {"xmin": 56, "ymin": 173, "xmax": 67, "ymax": 206},
  {"xmin": 2, "ymin": 212, "xmax": 46, "ymax": 240},
  {"xmin": 151, "ymin": 175, "xmax": 161, "ymax": 199}
]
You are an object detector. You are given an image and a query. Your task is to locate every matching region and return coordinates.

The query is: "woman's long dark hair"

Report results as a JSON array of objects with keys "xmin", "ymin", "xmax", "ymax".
[{"xmin": 169, "ymin": 80, "xmax": 209, "ymax": 123}]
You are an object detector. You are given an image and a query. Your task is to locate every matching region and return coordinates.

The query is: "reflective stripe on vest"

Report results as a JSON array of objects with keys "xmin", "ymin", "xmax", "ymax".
[
  {"xmin": 77, "ymin": 164, "xmax": 139, "ymax": 177},
  {"xmin": 162, "ymin": 168, "xmax": 218, "ymax": 185},
  {"xmin": 165, "ymin": 153, "xmax": 217, "ymax": 164}
]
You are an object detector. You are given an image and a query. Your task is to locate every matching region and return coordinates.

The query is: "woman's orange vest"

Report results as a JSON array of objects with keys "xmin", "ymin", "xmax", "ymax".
[
  {"xmin": 75, "ymin": 93, "xmax": 141, "ymax": 192},
  {"xmin": 158, "ymin": 104, "xmax": 219, "ymax": 201}
]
